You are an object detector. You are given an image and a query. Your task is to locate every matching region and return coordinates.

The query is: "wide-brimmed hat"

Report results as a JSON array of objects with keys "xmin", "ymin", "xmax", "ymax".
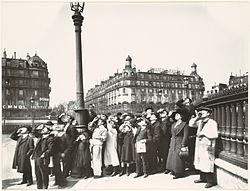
[
  {"xmin": 170, "ymin": 108, "xmax": 189, "ymax": 122},
  {"xmin": 196, "ymin": 106, "xmax": 212, "ymax": 113}
]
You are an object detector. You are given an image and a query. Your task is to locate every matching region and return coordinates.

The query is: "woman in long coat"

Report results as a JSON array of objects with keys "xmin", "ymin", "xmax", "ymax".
[
  {"xmin": 119, "ymin": 118, "xmax": 136, "ymax": 176},
  {"xmin": 166, "ymin": 109, "xmax": 189, "ymax": 179},
  {"xmin": 104, "ymin": 116, "xmax": 120, "ymax": 176},
  {"xmin": 73, "ymin": 129, "xmax": 92, "ymax": 178}
]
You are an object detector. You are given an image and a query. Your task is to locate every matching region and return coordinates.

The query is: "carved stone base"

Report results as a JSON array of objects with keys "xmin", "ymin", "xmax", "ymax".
[{"xmin": 215, "ymin": 158, "xmax": 248, "ymax": 189}]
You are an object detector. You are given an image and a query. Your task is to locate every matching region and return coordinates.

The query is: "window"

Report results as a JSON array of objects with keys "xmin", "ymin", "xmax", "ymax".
[
  {"xmin": 35, "ymin": 90, "xmax": 38, "ymax": 96},
  {"xmin": 18, "ymin": 100, "xmax": 24, "ymax": 106},
  {"xmin": 145, "ymin": 81, "xmax": 148, "ymax": 86},
  {"xmin": 19, "ymin": 80, "xmax": 24, "ymax": 85},
  {"xmin": 19, "ymin": 90, "xmax": 24, "ymax": 96},
  {"xmin": 6, "ymin": 89, "xmax": 10, "ymax": 95},
  {"xmin": 18, "ymin": 70, "xmax": 24, "ymax": 76},
  {"xmin": 32, "ymin": 71, "xmax": 38, "ymax": 77}
]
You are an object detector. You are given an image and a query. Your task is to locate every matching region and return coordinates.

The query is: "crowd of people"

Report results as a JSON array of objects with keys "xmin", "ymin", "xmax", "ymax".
[{"xmin": 10, "ymin": 97, "xmax": 219, "ymax": 189}]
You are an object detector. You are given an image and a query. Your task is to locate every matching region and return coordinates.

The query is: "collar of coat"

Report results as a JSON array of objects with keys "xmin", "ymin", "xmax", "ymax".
[{"xmin": 172, "ymin": 121, "xmax": 187, "ymax": 135}]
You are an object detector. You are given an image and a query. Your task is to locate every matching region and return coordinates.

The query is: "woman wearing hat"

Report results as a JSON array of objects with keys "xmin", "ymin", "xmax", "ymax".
[
  {"xmin": 89, "ymin": 116, "xmax": 108, "ymax": 178},
  {"xmin": 165, "ymin": 108, "xmax": 189, "ymax": 179},
  {"xmin": 189, "ymin": 107, "xmax": 218, "ymax": 188}
]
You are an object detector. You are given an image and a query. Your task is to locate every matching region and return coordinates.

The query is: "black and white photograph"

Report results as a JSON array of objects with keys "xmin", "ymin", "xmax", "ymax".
[{"xmin": 1, "ymin": 1, "xmax": 248, "ymax": 190}]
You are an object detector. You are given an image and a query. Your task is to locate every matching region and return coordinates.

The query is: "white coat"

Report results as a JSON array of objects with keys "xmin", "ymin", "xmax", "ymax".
[
  {"xmin": 189, "ymin": 117, "xmax": 218, "ymax": 173},
  {"xmin": 104, "ymin": 123, "xmax": 120, "ymax": 167}
]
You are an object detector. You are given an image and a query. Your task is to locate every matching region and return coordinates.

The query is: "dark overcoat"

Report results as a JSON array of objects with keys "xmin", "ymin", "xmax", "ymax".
[
  {"xmin": 159, "ymin": 118, "xmax": 172, "ymax": 158},
  {"xmin": 74, "ymin": 132, "xmax": 92, "ymax": 167},
  {"xmin": 120, "ymin": 131, "xmax": 135, "ymax": 163},
  {"xmin": 166, "ymin": 121, "xmax": 189, "ymax": 174},
  {"xmin": 11, "ymin": 132, "xmax": 34, "ymax": 173}
]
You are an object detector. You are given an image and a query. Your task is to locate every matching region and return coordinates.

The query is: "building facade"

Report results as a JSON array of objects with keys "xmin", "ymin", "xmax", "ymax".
[
  {"xmin": 2, "ymin": 50, "xmax": 51, "ymax": 120},
  {"xmin": 85, "ymin": 56, "xmax": 205, "ymax": 114}
]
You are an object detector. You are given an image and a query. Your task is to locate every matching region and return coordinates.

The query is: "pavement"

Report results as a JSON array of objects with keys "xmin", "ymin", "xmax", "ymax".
[{"xmin": 2, "ymin": 134, "xmax": 222, "ymax": 190}]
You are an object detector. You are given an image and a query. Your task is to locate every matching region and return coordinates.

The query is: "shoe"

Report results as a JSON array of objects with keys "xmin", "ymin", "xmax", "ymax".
[
  {"xmin": 134, "ymin": 174, "xmax": 142, "ymax": 178},
  {"xmin": 26, "ymin": 182, "xmax": 33, "ymax": 186},
  {"xmin": 94, "ymin": 175, "xmax": 102, "ymax": 179},
  {"xmin": 173, "ymin": 175, "xmax": 184, "ymax": 179},
  {"xmin": 205, "ymin": 183, "xmax": 216, "ymax": 188},
  {"xmin": 119, "ymin": 170, "xmax": 125, "ymax": 177},
  {"xmin": 111, "ymin": 172, "xmax": 117, "ymax": 177},
  {"xmin": 83, "ymin": 176, "xmax": 90, "ymax": 179},
  {"xmin": 164, "ymin": 170, "xmax": 170, "ymax": 174},
  {"xmin": 194, "ymin": 179, "xmax": 206, "ymax": 183},
  {"xmin": 143, "ymin": 174, "xmax": 148, "ymax": 178},
  {"xmin": 18, "ymin": 181, "xmax": 27, "ymax": 185}
]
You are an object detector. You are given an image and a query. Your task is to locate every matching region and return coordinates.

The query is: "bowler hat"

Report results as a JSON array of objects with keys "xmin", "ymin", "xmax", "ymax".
[
  {"xmin": 45, "ymin": 121, "xmax": 54, "ymax": 126},
  {"xmin": 196, "ymin": 106, "xmax": 212, "ymax": 113}
]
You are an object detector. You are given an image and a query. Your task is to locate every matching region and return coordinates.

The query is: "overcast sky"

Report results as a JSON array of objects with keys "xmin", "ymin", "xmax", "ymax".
[{"xmin": 1, "ymin": 1, "xmax": 248, "ymax": 106}]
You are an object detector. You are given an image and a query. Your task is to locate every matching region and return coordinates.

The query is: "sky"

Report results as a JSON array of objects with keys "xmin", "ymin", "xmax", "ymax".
[{"xmin": 1, "ymin": 1, "xmax": 249, "ymax": 107}]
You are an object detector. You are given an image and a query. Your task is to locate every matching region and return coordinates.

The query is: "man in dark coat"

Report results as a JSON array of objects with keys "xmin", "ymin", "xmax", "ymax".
[
  {"xmin": 32, "ymin": 125, "xmax": 54, "ymax": 189},
  {"xmin": 148, "ymin": 113, "xmax": 162, "ymax": 174},
  {"xmin": 11, "ymin": 126, "xmax": 34, "ymax": 186},
  {"xmin": 61, "ymin": 122, "xmax": 79, "ymax": 178},
  {"xmin": 157, "ymin": 109, "xmax": 172, "ymax": 172}
]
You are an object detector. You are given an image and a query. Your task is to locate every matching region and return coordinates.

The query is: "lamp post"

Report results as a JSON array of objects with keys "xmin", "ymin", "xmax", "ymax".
[
  {"xmin": 70, "ymin": 2, "xmax": 89, "ymax": 128},
  {"xmin": 183, "ymin": 77, "xmax": 189, "ymax": 98},
  {"xmin": 30, "ymin": 97, "xmax": 35, "ymax": 128}
]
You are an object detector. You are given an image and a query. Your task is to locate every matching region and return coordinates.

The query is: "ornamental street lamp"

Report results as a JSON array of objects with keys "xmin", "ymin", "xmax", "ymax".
[
  {"xmin": 70, "ymin": 2, "xmax": 89, "ymax": 128},
  {"xmin": 30, "ymin": 97, "xmax": 35, "ymax": 128},
  {"xmin": 183, "ymin": 77, "xmax": 189, "ymax": 98}
]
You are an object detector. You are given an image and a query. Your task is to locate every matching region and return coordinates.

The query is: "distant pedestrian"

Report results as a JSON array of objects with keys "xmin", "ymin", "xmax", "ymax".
[
  {"xmin": 11, "ymin": 126, "xmax": 34, "ymax": 186},
  {"xmin": 189, "ymin": 107, "xmax": 218, "ymax": 188}
]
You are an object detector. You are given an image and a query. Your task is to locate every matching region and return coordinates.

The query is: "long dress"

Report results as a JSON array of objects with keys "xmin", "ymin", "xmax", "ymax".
[
  {"xmin": 166, "ymin": 121, "xmax": 189, "ymax": 175},
  {"xmin": 104, "ymin": 124, "xmax": 120, "ymax": 167}
]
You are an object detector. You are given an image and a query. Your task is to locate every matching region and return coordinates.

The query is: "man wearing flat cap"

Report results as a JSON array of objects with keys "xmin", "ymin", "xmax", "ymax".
[{"xmin": 189, "ymin": 106, "xmax": 218, "ymax": 188}]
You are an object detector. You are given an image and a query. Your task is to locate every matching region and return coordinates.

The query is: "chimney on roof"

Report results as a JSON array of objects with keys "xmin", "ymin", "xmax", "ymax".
[{"xmin": 14, "ymin": 52, "xmax": 16, "ymax": 59}]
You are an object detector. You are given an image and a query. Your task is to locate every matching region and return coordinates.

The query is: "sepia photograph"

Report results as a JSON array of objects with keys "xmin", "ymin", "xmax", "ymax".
[{"xmin": 1, "ymin": 0, "xmax": 248, "ymax": 190}]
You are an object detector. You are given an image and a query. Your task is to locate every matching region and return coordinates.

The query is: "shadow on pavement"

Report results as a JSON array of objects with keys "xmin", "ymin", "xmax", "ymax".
[{"xmin": 2, "ymin": 178, "xmax": 22, "ymax": 189}]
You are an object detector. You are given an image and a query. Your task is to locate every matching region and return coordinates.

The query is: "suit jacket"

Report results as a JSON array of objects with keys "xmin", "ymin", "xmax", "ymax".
[{"xmin": 32, "ymin": 135, "xmax": 54, "ymax": 165}]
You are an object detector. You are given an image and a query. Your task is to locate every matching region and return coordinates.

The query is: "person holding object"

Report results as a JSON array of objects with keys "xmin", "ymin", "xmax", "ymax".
[
  {"xmin": 189, "ymin": 106, "xmax": 218, "ymax": 188},
  {"xmin": 11, "ymin": 126, "xmax": 34, "ymax": 186},
  {"xmin": 165, "ymin": 108, "xmax": 189, "ymax": 179},
  {"xmin": 133, "ymin": 117, "xmax": 152, "ymax": 178}
]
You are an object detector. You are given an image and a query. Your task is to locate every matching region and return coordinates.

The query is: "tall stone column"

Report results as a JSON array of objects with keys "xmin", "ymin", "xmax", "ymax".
[{"xmin": 71, "ymin": 3, "xmax": 89, "ymax": 128}]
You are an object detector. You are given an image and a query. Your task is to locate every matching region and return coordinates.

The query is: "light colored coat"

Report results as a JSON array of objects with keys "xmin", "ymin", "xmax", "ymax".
[
  {"xmin": 189, "ymin": 117, "xmax": 218, "ymax": 173},
  {"xmin": 104, "ymin": 124, "xmax": 120, "ymax": 167},
  {"xmin": 90, "ymin": 125, "xmax": 108, "ymax": 176}
]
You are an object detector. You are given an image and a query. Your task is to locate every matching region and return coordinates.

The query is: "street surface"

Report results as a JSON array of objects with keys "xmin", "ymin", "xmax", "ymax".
[{"xmin": 2, "ymin": 134, "xmax": 221, "ymax": 190}]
